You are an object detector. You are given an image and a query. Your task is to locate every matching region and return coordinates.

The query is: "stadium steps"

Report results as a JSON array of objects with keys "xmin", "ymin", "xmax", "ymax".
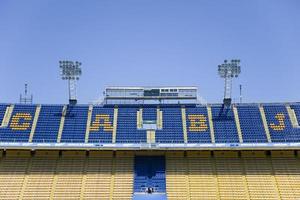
[
  {"xmin": 187, "ymin": 151, "xmax": 219, "ymax": 200},
  {"xmin": 206, "ymin": 105, "xmax": 216, "ymax": 143},
  {"xmin": 19, "ymin": 155, "xmax": 33, "ymax": 199},
  {"xmin": 28, "ymin": 105, "xmax": 41, "ymax": 143},
  {"xmin": 271, "ymin": 151, "xmax": 300, "ymax": 199},
  {"xmin": 233, "ymin": 105, "xmax": 243, "ymax": 143},
  {"xmin": 52, "ymin": 151, "xmax": 86, "ymax": 199},
  {"xmin": 112, "ymin": 107, "xmax": 118, "ymax": 143},
  {"xmin": 83, "ymin": 151, "xmax": 113, "ymax": 199},
  {"xmin": 166, "ymin": 152, "xmax": 190, "ymax": 200},
  {"xmin": 0, "ymin": 150, "xmax": 30, "ymax": 200},
  {"xmin": 259, "ymin": 105, "xmax": 272, "ymax": 142},
  {"xmin": 242, "ymin": 154, "xmax": 281, "ymax": 199},
  {"xmin": 112, "ymin": 151, "xmax": 134, "ymax": 200},
  {"xmin": 181, "ymin": 107, "xmax": 188, "ymax": 143},
  {"xmin": 1, "ymin": 104, "xmax": 14, "ymax": 127},
  {"xmin": 84, "ymin": 105, "xmax": 93, "ymax": 143},
  {"xmin": 23, "ymin": 151, "xmax": 58, "ymax": 199},
  {"xmin": 137, "ymin": 108, "xmax": 143, "ymax": 129},
  {"xmin": 1, "ymin": 150, "xmax": 300, "ymax": 199},
  {"xmin": 57, "ymin": 105, "xmax": 67, "ymax": 143},
  {"xmin": 214, "ymin": 151, "xmax": 249, "ymax": 199},
  {"xmin": 286, "ymin": 105, "xmax": 300, "ymax": 128}
]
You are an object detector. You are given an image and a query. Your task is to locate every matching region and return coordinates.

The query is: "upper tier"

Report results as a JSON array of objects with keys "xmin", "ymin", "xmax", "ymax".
[{"xmin": 0, "ymin": 103, "xmax": 300, "ymax": 149}]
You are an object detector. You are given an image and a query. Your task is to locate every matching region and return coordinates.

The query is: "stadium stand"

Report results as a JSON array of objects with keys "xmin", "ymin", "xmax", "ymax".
[
  {"xmin": 211, "ymin": 105, "xmax": 240, "ymax": 143},
  {"xmin": 0, "ymin": 104, "xmax": 9, "ymax": 126},
  {"xmin": 134, "ymin": 156, "xmax": 166, "ymax": 193},
  {"xmin": 0, "ymin": 104, "xmax": 36, "ymax": 142},
  {"xmin": 263, "ymin": 104, "xmax": 300, "ymax": 142},
  {"xmin": 88, "ymin": 106, "xmax": 114, "ymax": 143},
  {"xmin": 0, "ymin": 150, "xmax": 299, "ymax": 199},
  {"xmin": 0, "ymin": 102, "xmax": 300, "ymax": 199},
  {"xmin": 156, "ymin": 107, "xmax": 184, "ymax": 143},
  {"xmin": 116, "ymin": 107, "xmax": 147, "ymax": 143},
  {"xmin": 185, "ymin": 106, "xmax": 212, "ymax": 143},
  {"xmin": 33, "ymin": 105, "xmax": 63, "ymax": 143},
  {"xmin": 236, "ymin": 104, "xmax": 268, "ymax": 143},
  {"xmin": 60, "ymin": 105, "xmax": 88, "ymax": 143},
  {"xmin": 1, "ymin": 103, "xmax": 300, "ymax": 144}
]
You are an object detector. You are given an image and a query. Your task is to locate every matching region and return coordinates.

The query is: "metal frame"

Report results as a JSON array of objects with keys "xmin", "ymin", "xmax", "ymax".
[
  {"xmin": 1, "ymin": 142, "xmax": 300, "ymax": 151},
  {"xmin": 218, "ymin": 59, "xmax": 241, "ymax": 103},
  {"xmin": 59, "ymin": 61, "xmax": 82, "ymax": 104}
]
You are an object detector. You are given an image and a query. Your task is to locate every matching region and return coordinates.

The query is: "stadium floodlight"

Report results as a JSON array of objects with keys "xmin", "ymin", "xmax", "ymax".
[
  {"xmin": 218, "ymin": 59, "xmax": 241, "ymax": 106},
  {"xmin": 59, "ymin": 60, "xmax": 82, "ymax": 105}
]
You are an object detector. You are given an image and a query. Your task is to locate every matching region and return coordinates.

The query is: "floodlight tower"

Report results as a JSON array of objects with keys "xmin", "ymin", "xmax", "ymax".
[
  {"xmin": 218, "ymin": 59, "xmax": 241, "ymax": 107},
  {"xmin": 19, "ymin": 83, "xmax": 33, "ymax": 104},
  {"xmin": 59, "ymin": 60, "xmax": 82, "ymax": 105}
]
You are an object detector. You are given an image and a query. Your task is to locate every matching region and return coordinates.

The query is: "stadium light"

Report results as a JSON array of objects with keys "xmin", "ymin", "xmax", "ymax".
[
  {"xmin": 59, "ymin": 60, "xmax": 82, "ymax": 105},
  {"xmin": 218, "ymin": 59, "xmax": 241, "ymax": 106}
]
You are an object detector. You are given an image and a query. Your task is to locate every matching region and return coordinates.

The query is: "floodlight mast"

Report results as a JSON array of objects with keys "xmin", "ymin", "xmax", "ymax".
[
  {"xmin": 218, "ymin": 59, "xmax": 241, "ymax": 106},
  {"xmin": 59, "ymin": 61, "xmax": 82, "ymax": 105}
]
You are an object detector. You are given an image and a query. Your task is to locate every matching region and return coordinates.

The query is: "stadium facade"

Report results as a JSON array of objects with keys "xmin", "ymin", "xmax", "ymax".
[{"xmin": 0, "ymin": 86, "xmax": 300, "ymax": 199}]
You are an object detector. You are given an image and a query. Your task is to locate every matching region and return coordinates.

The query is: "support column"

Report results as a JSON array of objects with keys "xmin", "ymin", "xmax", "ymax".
[
  {"xmin": 259, "ymin": 105, "xmax": 272, "ymax": 143},
  {"xmin": 112, "ymin": 107, "xmax": 118, "ymax": 143},
  {"xmin": 29, "ymin": 105, "xmax": 41, "ymax": 142},
  {"xmin": 84, "ymin": 105, "xmax": 93, "ymax": 143},
  {"xmin": 1, "ymin": 104, "xmax": 14, "ymax": 127},
  {"xmin": 181, "ymin": 106, "xmax": 188, "ymax": 143},
  {"xmin": 233, "ymin": 105, "xmax": 243, "ymax": 143},
  {"xmin": 57, "ymin": 105, "xmax": 67, "ymax": 143},
  {"xmin": 286, "ymin": 105, "xmax": 299, "ymax": 128},
  {"xmin": 207, "ymin": 105, "xmax": 216, "ymax": 143}
]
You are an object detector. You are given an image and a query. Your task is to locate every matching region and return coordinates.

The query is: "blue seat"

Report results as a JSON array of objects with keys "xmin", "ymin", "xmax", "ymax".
[
  {"xmin": 33, "ymin": 105, "xmax": 63, "ymax": 143},
  {"xmin": 263, "ymin": 104, "xmax": 300, "ymax": 142},
  {"xmin": 211, "ymin": 105, "xmax": 239, "ymax": 143},
  {"xmin": 156, "ymin": 107, "xmax": 184, "ymax": 143},
  {"xmin": 237, "ymin": 105, "xmax": 268, "ymax": 143},
  {"xmin": 134, "ymin": 156, "xmax": 166, "ymax": 193},
  {"xmin": 143, "ymin": 107, "xmax": 157, "ymax": 121},
  {"xmin": 290, "ymin": 104, "xmax": 300, "ymax": 125},
  {"xmin": 0, "ymin": 104, "xmax": 36, "ymax": 142},
  {"xmin": 60, "ymin": 105, "xmax": 89, "ymax": 143},
  {"xmin": 0, "ymin": 104, "xmax": 9, "ymax": 124},
  {"xmin": 88, "ymin": 106, "xmax": 114, "ymax": 143},
  {"xmin": 116, "ymin": 107, "xmax": 146, "ymax": 143},
  {"xmin": 186, "ymin": 106, "xmax": 212, "ymax": 143}
]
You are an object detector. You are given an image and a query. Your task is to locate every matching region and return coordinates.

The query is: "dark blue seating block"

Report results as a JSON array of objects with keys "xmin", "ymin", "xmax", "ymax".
[
  {"xmin": 33, "ymin": 105, "xmax": 63, "ymax": 143},
  {"xmin": 186, "ymin": 106, "xmax": 211, "ymax": 143},
  {"xmin": 134, "ymin": 156, "xmax": 166, "ymax": 193},
  {"xmin": 143, "ymin": 107, "xmax": 157, "ymax": 121},
  {"xmin": 290, "ymin": 104, "xmax": 300, "ymax": 125},
  {"xmin": 61, "ymin": 105, "xmax": 89, "ymax": 143},
  {"xmin": 0, "ymin": 104, "xmax": 36, "ymax": 142},
  {"xmin": 116, "ymin": 107, "xmax": 146, "ymax": 143},
  {"xmin": 156, "ymin": 108, "xmax": 184, "ymax": 143},
  {"xmin": 88, "ymin": 106, "xmax": 114, "ymax": 143},
  {"xmin": 0, "ymin": 104, "xmax": 8, "ymax": 125},
  {"xmin": 237, "ymin": 105, "xmax": 268, "ymax": 143},
  {"xmin": 211, "ymin": 106, "xmax": 239, "ymax": 143},
  {"xmin": 264, "ymin": 104, "xmax": 300, "ymax": 142}
]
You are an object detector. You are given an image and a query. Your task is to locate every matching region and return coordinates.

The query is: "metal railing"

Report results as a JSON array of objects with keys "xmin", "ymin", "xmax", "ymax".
[{"xmin": 0, "ymin": 138, "xmax": 300, "ymax": 144}]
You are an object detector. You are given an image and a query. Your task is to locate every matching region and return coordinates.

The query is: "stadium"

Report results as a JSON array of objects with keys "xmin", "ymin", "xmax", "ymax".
[
  {"xmin": 0, "ymin": 59, "xmax": 300, "ymax": 200},
  {"xmin": 1, "ymin": 1, "xmax": 300, "ymax": 199}
]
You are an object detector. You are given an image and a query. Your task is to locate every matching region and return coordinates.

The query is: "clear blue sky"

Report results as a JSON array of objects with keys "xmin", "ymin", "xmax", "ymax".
[{"xmin": 0, "ymin": 0, "xmax": 299, "ymax": 104}]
